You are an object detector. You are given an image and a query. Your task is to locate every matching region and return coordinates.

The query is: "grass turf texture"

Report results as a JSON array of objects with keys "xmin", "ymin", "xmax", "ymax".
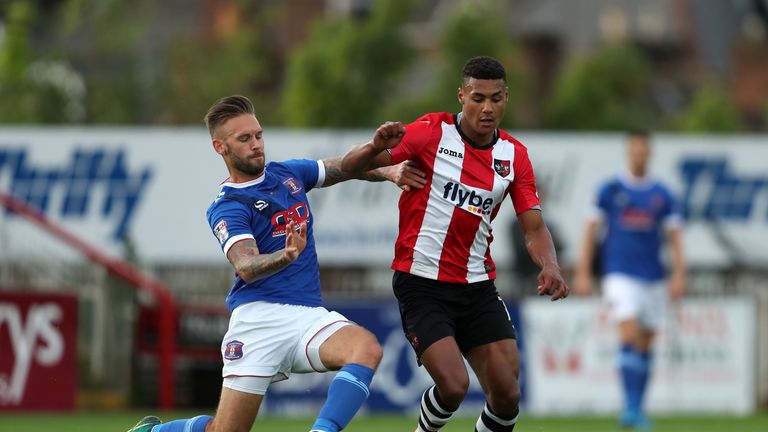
[{"xmin": 1, "ymin": 412, "xmax": 767, "ymax": 432}]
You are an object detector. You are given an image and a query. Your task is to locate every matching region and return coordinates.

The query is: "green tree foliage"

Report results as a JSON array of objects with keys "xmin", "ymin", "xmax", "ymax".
[
  {"xmin": 49, "ymin": 0, "xmax": 160, "ymax": 123},
  {"xmin": 163, "ymin": 26, "xmax": 270, "ymax": 124},
  {"xmin": 544, "ymin": 43, "xmax": 654, "ymax": 130},
  {"xmin": 281, "ymin": 0, "xmax": 415, "ymax": 127},
  {"xmin": 0, "ymin": 1, "xmax": 82, "ymax": 123},
  {"xmin": 763, "ymin": 101, "xmax": 768, "ymax": 132},
  {"xmin": 381, "ymin": 1, "xmax": 521, "ymax": 126},
  {"xmin": 677, "ymin": 85, "xmax": 744, "ymax": 132}
]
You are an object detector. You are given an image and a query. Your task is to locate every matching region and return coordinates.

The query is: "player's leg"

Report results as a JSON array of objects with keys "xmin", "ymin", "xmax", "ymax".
[
  {"xmin": 313, "ymin": 324, "xmax": 382, "ymax": 432},
  {"xmin": 466, "ymin": 339, "xmax": 521, "ymax": 432},
  {"xmin": 604, "ymin": 274, "xmax": 651, "ymax": 428},
  {"xmin": 127, "ymin": 382, "xmax": 265, "ymax": 432},
  {"xmin": 460, "ymin": 285, "xmax": 520, "ymax": 432},
  {"xmin": 621, "ymin": 279, "xmax": 667, "ymax": 429},
  {"xmin": 289, "ymin": 307, "xmax": 381, "ymax": 432},
  {"xmin": 392, "ymin": 271, "xmax": 468, "ymax": 432},
  {"xmin": 206, "ymin": 384, "xmax": 265, "ymax": 432},
  {"xmin": 417, "ymin": 337, "xmax": 472, "ymax": 431}
]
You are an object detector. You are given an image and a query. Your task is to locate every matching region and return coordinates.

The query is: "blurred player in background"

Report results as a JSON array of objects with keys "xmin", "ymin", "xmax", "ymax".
[
  {"xmin": 574, "ymin": 130, "xmax": 687, "ymax": 430},
  {"xmin": 341, "ymin": 56, "xmax": 569, "ymax": 432},
  {"xmin": 127, "ymin": 95, "xmax": 425, "ymax": 432}
]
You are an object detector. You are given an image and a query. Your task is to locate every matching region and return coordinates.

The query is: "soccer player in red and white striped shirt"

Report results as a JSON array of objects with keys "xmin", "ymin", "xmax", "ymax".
[{"xmin": 342, "ymin": 56, "xmax": 569, "ymax": 432}]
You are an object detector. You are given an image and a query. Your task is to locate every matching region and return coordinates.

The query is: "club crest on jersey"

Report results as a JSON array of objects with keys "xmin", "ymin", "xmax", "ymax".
[
  {"xmin": 214, "ymin": 220, "xmax": 229, "ymax": 245},
  {"xmin": 282, "ymin": 177, "xmax": 302, "ymax": 194},
  {"xmin": 494, "ymin": 159, "xmax": 511, "ymax": 177},
  {"xmin": 224, "ymin": 340, "xmax": 244, "ymax": 360}
]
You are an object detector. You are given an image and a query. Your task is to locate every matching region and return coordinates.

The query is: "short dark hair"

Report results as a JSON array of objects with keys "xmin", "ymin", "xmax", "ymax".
[
  {"xmin": 461, "ymin": 56, "xmax": 507, "ymax": 86},
  {"xmin": 204, "ymin": 95, "xmax": 255, "ymax": 137}
]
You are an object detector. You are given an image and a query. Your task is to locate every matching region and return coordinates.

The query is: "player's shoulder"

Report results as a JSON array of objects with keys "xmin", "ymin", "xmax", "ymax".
[
  {"xmin": 266, "ymin": 160, "xmax": 291, "ymax": 173},
  {"xmin": 497, "ymin": 129, "xmax": 528, "ymax": 151},
  {"xmin": 650, "ymin": 177, "xmax": 676, "ymax": 196},
  {"xmin": 207, "ymin": 178, "xmax": 261, "ymax": 216},
  {"xmin": 415, "ymin": 112, "xmax": 454, "ymax": 124},
  {"xmin": 407, "ymin": 112, "xmax": 455, "ymax": 130},
  {"xmin": 597, "ymin": 175, "xmax": 623, "ymax": 194}
]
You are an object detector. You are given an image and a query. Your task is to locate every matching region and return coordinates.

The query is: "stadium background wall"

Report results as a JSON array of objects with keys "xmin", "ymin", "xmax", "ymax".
[{"xmin": 0, "ymin": 128, "xmax": 766, "ymax": 412}]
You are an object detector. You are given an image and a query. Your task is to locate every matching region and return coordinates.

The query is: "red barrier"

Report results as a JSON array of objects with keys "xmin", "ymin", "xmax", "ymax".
[{"xmin": 0, "ymin": 191, "xmax": 176, "ymax": 409}]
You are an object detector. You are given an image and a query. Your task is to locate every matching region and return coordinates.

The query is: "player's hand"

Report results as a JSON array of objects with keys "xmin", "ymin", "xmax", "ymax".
[
  {"xmin": 573, "ymin": 270, "xmax": 593, "ymax": 296},
  {"xmin": 387, "ymin": 160, "xmax": 427, "ymax": 191},
  {"xmin": 537, "ymin": 264, "xmax": 569, "ymax": 301},
  {"xmin": 282, "ymin": 221, "xmax": 307, "ymax": 262},
  {"xmin": 372, "ymin": 121, "xmax": 405, "ymax": 151}
]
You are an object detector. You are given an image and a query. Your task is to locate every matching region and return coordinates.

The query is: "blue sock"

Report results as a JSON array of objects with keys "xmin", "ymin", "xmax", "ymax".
[
  {"xmin": 152, "ymin": 415, "xmax": 212, "ymax": 432},
  {"xmin": 311, "ymin": 363, "xmax": 375, "ymax": 432},
  {"xmin": 619, "ymin": 345, "xmax": 651, "ymax": 415}
]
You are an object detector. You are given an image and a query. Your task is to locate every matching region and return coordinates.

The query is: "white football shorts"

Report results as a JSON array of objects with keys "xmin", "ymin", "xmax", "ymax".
[
  {"xmin": 221, "ymin": 301, "xmax": 352, "ymax": 395},
  {"xmin": 602, "ymin": 273, "xmax": 667, "ymax": 330}
]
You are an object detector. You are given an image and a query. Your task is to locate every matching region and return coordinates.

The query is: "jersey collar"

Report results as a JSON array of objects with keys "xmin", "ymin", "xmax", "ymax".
[
  {"xmin": 619, "ymin": 172, "xmax": 654, "ymax": 189},
  {"xmin": 454, "ymin": 113, "xmax": 499, "ymax": 149},
  {"xmin": 220, "ymin": 172, "xmax": 267, "ymax": 189}
]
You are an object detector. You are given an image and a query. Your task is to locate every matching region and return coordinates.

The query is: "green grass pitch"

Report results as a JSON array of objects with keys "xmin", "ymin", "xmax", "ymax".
[{"xmin": 1, "ymin": 411, "xmax": 766, "ymax": 432}]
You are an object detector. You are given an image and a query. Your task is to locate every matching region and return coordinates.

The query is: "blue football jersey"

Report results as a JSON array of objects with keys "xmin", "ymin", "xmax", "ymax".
[
  {"xmin": 206, "ymin": 159, "xmax": 325, "ymax": 311},
  {"xmin": 594, "ymin": 176, "xmax": 681, "ymax": 281}
]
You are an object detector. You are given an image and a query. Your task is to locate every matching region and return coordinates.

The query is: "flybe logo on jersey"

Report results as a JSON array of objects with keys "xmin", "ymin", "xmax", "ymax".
[
  {"xmin": 0, "ymin": 148, "xmax": 152, "ymax": 240},
  {"xmin": 442, "ymin": 181, "xmax": 494, "ymax": 215},
  {"xmin": 679, "ymin": 157, "xmax": 768, "ymax": 221}
]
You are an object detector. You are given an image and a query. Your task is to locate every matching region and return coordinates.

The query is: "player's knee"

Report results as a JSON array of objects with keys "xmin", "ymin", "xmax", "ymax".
[
  {"xmin": 489, "ymin": 385, "xmax": 521, "ymax": 416},
  {"xmin": 436, "ymin": 374, "xmax": 469, "ymax": 409},
  {"xmin": 350, "ymin": 330, "xmax": 382, "ymax": 369}
]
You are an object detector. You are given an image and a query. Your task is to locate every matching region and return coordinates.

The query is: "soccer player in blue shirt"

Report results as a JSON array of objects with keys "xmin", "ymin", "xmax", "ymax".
[
  {"xmin": 127, "ymin": 95, "xmax": 426, "ymax": 432},
  {"xmin": 574, "ymin": 131, "xmax": 687, "ymax": 430}
]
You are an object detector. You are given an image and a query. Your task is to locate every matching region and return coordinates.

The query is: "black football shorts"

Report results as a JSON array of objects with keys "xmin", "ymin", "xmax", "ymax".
[{"xmin": 392, "ymin": 270, "xmax": 517, "ymax": 364}]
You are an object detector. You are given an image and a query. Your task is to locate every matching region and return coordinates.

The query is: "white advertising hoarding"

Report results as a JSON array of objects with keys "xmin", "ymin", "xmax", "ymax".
[
  {"xmin": 0, "ymin": 128, "xmax": 766, "ymax": 267},
  {"xmin": 522, "ymin": 297, "xmax": 756, "ymax": 415}
]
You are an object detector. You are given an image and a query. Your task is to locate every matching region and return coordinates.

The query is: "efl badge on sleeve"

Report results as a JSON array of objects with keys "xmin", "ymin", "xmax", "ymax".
[
  {"xmin": 214, "ymin": 220, "xmax": 229, "ymax": 245},
  {"xmin": 493, "ymin": 159, "xmax": 511, "ymax": 177},
  {"xmin": 282, "ymin": 177, "xmax": 302, "ymax": 194},
  {"xmin": 224, "ymin": 340, "xmax": 244, "ymax": 360}
]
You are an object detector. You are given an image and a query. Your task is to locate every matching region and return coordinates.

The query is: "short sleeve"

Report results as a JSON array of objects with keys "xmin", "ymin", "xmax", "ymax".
[
  {"xmin": 281, "ymin": 159, "xmax": 322, "ymax": 191},
  {"xmin": 390, "ymin": 118, "xmax": 434, "ymax": 165},
  {"xmin": 660, "ymin": 185, "xmax": 683, "ymax": 230},
  {"xmin": 509, "ymin": 146, "xmax": 541, "ymax": 214},
  {"xmin": 589, "ymin": 181, "xmax": 614, "ymax": 222},
  {"xmin": 207, "ymin": 198, "xmax": 253, "ymax": 256}
]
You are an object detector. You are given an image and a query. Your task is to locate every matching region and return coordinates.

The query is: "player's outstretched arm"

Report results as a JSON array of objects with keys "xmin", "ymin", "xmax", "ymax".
[
  {"xmin": 226, "ymin": 221, "xmax": 307, "ymax": 282},
  {"xmin": 341, "ymin": 121, "xmax": 404, "ymax": 173},
  {"xmin": 321, "ymin": 156, "xmax": 426, "ymax": 191},
  {"xmin": 518, "ymin": 209, "xmax": 570, "ymax": 301}
]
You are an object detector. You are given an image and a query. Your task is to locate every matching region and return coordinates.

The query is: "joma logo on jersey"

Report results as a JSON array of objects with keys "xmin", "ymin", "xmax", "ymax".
[
  {"xmin": 442, "ymin": 182, "xmax": 493, "ymax": 215},
  {"xmin": 438, "ymin": 147, "xmax": 463, "ymax": 159}
]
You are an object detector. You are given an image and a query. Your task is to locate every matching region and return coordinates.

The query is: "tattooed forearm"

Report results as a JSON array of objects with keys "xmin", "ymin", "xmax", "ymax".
[
  {"xmin": 228, "ymin": 240, "xmax": 292, "ymax": 282},
  {"xmin": 322, "ymin": 156, "xmax": 387, "ymax": 187}
]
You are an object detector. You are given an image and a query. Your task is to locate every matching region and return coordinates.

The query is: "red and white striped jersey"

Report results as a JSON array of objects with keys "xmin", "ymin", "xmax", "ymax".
[{"xmin": 389, "ymin": 112, "xmax": 540, "ymax": 284}]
